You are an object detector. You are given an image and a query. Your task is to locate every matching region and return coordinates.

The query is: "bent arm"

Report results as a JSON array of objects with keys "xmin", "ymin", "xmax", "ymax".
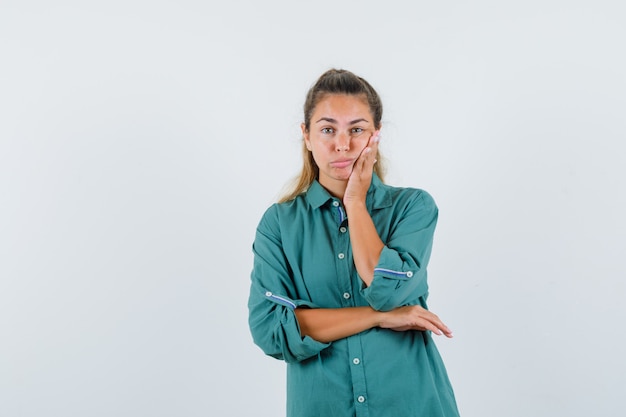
[
  {"xmin": 361, "ymin": 190, "xmax": 439, "ymax": 311},
  {"xmin": 295, "ymin": 304, "xmax": 453, "ymax": 343},
  {"xmin": 343, "ymin": 133, "xmax": 383, "ymax": 287},
  {"xmin": 344, "ymin": 201, "xmax": 384, "ymax": 287},
  {"xmin": 249, "ymin": 206, "xmax": 331, "ymax": 363},
  {"xmin": 295, "ymin": 306, "xmax": 381, "ymax": 343}
]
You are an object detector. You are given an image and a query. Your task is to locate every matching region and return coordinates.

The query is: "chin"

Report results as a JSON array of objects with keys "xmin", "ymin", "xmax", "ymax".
[
  {"xmin": 332, "ymin": 171, "xmax": 352, "ymax": 181},
  {"xmin": 334, "ymin": 166, "xmax": 354, "ymax": 176}
]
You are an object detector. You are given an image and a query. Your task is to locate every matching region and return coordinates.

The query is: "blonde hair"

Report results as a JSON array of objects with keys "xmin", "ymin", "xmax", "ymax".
[{"xmin": 279, "ymin": 69, "xmax": 386, "ymax": 203}]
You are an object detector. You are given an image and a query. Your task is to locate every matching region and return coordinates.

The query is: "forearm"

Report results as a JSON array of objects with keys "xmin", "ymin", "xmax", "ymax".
[
  {"xmin": 345, "ymin": 201, "xmax": 384, "ymax": 286},
  {"xmin": 294, "ymin": 306, "xmax": 382, "ymax": 343}
]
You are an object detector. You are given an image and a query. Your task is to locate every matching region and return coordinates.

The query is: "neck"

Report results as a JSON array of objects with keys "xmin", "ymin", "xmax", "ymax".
[{"xmin": 319, "ymin": 178, "xmax": 347, "ymax": 199}]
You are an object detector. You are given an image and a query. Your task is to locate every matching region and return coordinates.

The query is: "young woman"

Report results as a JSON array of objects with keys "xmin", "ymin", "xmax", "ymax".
[{"xmin": 248, "ymin": 69, "xmax": 460, "ymax": 417}]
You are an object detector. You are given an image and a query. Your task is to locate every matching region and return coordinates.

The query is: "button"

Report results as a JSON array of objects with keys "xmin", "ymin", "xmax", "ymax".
[
  {"xmin": 265, "ymin": 291, "xmax": 272, "ymax": 296},
  {"xmin": 406, "ymin": 271, "xmax": 414, "ymax": 277},
  {"xmin": 343, "ymin": 292, "xmax": 351, "ymax": 299},
  {"xmin": 332, "ymin": 201, "xmax": 339, "ymax": 207},
  {"xmin": 352, "ymin": 358, "xmax": 360, "ymax": 365},
  {"xmin": 339, "ymin": 226, "xmax": 347, "ymax": 233},
  {"xmin": 357, "ymin": 396, "xmax": 365, "ymax": 403},
  {"xmin": 338, "ymin": 253, "xmax": 345, "ymax": 259}
]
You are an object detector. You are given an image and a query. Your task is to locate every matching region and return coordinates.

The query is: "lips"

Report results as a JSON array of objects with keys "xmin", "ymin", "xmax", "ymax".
[{"xmin": 330, "ymin": 159, "xmax": 354, "ymax": 169}]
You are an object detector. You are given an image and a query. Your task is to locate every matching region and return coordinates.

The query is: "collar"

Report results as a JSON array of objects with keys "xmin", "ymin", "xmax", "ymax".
[{"xmin": 305, "ymin": 173, "xmax": 393, "ymax": 210}]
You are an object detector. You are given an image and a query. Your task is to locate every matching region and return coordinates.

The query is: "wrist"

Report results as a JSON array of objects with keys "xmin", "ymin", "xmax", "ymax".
[
  {"xmin": 371, "ymin": 309, "xmax": 385, "ymax": 328},
  {"xmin": 343, "ymin": 198, "xmax": 367, "ymax": 212}
]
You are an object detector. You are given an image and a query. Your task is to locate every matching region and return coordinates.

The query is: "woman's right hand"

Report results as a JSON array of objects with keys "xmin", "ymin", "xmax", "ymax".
[{"xmin": 378, "ymin": 305, "xmax": 454, "ymax": 338}]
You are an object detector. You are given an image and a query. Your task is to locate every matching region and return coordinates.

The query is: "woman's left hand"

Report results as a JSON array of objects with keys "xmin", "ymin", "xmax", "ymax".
[{"xmin": 343, "ymin": 131, "xmax": 380, "ymax": 206}]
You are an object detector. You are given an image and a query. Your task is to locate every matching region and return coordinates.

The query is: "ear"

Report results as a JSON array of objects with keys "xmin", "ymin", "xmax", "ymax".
[{"xmin": 301, "ymin": 123, "xmax": 312, "ymax": 151}]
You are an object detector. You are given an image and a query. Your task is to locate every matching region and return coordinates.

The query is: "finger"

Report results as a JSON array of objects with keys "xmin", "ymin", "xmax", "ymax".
[
  {"xmin": 352, "ymin": 147, "xmax": 369, "ymax": 174},
  {"xmin": 357, "ymin": 131, "xmax": 380, "ymax": 161},
  {"xmin": 369, "ymin": 132, "xmax": 381, "ymax": 160},
  {"xmin": 419, "ymin": 319, "xmax": 443, "ymax": 336},
  {"xmin": 353, "ymin": 143, "xmax": 375, "ymax": 176},
  {"xmin": 431, "ymin": 322, "xmax": 453, "ymax": 338},
  {"xmin": 370, "ymin": 130, "xmax": 381, "ymax": 145},
  {"xmin": 425, "ymin": 316, "xmax": 453, "ymax": 338},
  {"xmin": 409, "ymin": 306, "xmax": 452, "ymax": 337},
  {"xmin": 357, "ymin": 141, "xmax": 374, "ymax": 160},
  {"xmin": 365, "ymin": 132, "xmax": 380, "ymax": 157},
  {"xmin": 357, "ymin": 143, "xmax": 377, "ymax": 169}
]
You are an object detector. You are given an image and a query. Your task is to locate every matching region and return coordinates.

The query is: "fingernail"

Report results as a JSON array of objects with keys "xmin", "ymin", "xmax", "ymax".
[{"xmin": 373, "ymin": 134, "xmax": 381, "ymax": 143}]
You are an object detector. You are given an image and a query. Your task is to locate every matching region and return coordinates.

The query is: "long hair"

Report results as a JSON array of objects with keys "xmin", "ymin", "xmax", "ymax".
[{"xmin": 279, "ymin": 69, "xmax": 386, "ymax": 203}]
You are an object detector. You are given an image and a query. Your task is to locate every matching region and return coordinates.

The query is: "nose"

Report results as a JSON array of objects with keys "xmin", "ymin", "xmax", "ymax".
[{"xmin": 335, "ymin": 133, "xmax": 350, "ymax": 152}]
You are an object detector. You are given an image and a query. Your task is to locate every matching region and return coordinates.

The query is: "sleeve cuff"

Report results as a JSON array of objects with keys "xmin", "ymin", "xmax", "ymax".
[
  {"xmin": 264, "ymin": 291, "xmax": 331, "ymax": 363},
  {"xmin": 360, "ymin": 246, "xmax": 428, "ymax": 311}
]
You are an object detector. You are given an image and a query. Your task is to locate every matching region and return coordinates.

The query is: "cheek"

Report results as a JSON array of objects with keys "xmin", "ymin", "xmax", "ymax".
[
  {"xmin": 353, "ymin": 135, "xmax": 370, "ymax": 150},
  {"xmin": 311, "ymin": 139, "xmax": 334, "ymax": 153},
  {"xmin": 308, "ymin": 143, "xmax": 325, "ymax": 162}
]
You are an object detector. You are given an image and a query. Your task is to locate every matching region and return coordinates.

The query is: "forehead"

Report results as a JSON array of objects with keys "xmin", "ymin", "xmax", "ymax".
[{"xmin": 312, "ymin": 94, "xmax": 372, "ymax": 120}]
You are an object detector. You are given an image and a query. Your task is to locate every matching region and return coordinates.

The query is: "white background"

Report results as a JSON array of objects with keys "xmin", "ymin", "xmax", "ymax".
[{"xmin": 1, "ymin": 1, "xmax": 625, "ymax": 416}]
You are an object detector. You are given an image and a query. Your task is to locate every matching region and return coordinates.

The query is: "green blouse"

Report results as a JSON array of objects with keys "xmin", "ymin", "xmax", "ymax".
[{"xmin": 248, "ymin": 174, "xmax": 460, "ymax": 417}]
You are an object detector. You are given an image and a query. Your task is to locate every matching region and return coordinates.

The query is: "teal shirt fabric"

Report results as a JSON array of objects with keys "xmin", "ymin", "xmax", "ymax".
[{"xmin": 248, "ymin": 174, "xmax": 460, "ymax": 417}]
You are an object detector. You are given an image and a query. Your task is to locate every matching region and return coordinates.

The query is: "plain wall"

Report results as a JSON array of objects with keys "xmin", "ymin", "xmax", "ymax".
[{"xmin": 1, "ymin": 1, "xmax": 625, "ymax": 416}]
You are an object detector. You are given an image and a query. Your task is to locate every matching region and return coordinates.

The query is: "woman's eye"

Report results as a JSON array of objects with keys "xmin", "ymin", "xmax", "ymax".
[
  {"xmin": 351, "ymin": 128, "xmax": 364, "ymax": 134},
  {"xmin": 321, "ymin": 127, "xmax": 334, "ymax": 134}
]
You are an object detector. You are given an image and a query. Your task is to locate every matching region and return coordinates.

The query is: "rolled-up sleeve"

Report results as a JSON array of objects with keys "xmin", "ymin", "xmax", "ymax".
[
  {"xmin": 248, "ymin": 206, "xmax": 330, "ymax": 363},
  {"xmin": 361, "ymin": 190, "xmax": 438, "ymax": 311}
]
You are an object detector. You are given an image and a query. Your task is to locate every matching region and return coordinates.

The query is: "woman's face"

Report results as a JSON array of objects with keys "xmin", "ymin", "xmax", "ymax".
[{"xmin": 303, "ymin": 94, "xmax": 376, "ymax": 193}]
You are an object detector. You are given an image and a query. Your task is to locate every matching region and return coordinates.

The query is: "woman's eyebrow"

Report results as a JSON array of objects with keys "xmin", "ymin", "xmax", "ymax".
[
  {"xmin": 315, "ymin": 117, "xmax": 370, "ymax": 124},
  {"xmin": 316, "ymin": 117, "xmax": 337, "ymax": 124}
]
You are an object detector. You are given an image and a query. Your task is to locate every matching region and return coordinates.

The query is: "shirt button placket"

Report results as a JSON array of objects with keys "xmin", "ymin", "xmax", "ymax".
[{"xmin": 347, "ymin": 335, "xmax": 367, "ymax": 414}]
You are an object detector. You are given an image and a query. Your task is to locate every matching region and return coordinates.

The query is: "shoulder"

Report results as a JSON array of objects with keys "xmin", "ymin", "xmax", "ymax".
[
  {"xmin": 378, "ymin": 182, "xmax": 437, "ymax": 213},
  {"xmin": 396, "ymin": 185, "xmax": 436, "ymax": 205},
  {"xmin": 381, "ymin": 185, "xmax": 439, "ymax": 232},
  {"xmin": 257, "ymin": 194, "xmax": 310, "ymax": 233}
]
